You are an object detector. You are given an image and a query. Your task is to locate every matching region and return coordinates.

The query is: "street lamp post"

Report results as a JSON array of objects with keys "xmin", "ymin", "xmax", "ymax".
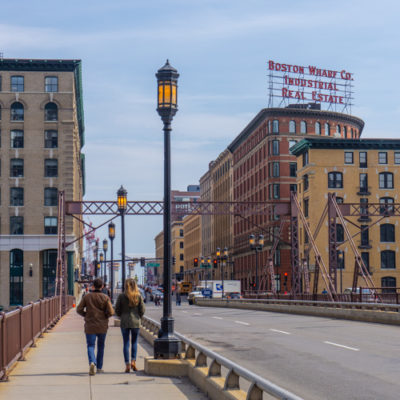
[
  {"xmin": 154, "ymin": 60, "xmax": 181, "ymax": 359},
  {"xmin": 117, "ymin": 186, "xmax": 127, "ymax": 290},
  {"xmin": 103, "ymin": 239, "xmax": 108, "ymax": 283},
  {"xmin": 100, "ymin": 253, "xmax": 104, "ymax": 281},
  {"xmin": 93, "ymin": 240, "xmax": 99, "ymax": 278},
  {"xmin": 108, "ymin": 222, "xmax": 115, "ymax": 303},
  {"xmin": 249, "ymin": 234, "xmax": 264, "ymax": 292},
  {"xmin": 216, "ymin": 248, "xmax": 221, "ymax": 296},
  {"xmin": 222, "ymin": 247, "xmax": 228, "ymax": 299}
]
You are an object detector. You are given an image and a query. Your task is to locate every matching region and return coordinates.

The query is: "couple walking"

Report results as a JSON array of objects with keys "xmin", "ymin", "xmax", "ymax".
[{"xmin": 77, "ymin": 277, "xmax": 145, "ymax": 375}]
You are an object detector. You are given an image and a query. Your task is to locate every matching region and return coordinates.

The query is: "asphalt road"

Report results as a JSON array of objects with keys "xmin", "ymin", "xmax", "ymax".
[{"xmin": 145, "ymin": 299, "xmax": 400, "ymax": 400}]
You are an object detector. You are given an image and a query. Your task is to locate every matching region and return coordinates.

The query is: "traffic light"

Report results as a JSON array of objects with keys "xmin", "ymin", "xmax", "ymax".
[
  {"xmin": 207, "ymin": 258, "xmax": 211, "ymax": 266},
  {"xmin": 140, "ymin": 257, "xmax": 145, "ymax": 267},
  {"xmin": 194, "ymin": 258, "xmax": 198, "ymax": 267},
  {"xmin": 284, "ymin": 272, "xmax": 288, "ymax": 282},
  {"xmin": 213, "ymin": 259, "xmax": 218, "ymax": 268}
]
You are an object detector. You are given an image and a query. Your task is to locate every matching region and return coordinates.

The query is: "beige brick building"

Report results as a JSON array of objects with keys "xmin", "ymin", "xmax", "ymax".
[
  {"xmin": 183, "ymin": 213, "xmax": 202, "ymax": 284},
  {"xmin": 0, "ymin": 59, "xmax": 85, "ymax": 309}
]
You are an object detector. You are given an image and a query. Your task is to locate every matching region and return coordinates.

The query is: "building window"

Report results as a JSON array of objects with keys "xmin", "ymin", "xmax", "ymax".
[
  {"xmin": 44, "ymin": 217, "xmax": 58, "ymax": 234},
  {"xmin": 379, "ymin": 172, "xmax": 393, "ymax": 189},
  {"xmin": 288, "ymin": 140, "xmax": 297, "ymax": 154},
  {"xmin": 315, "ymin": 122, "xmax": 321, "ymax": 135},
  {"xmin": 179, "ymin": 254, "xmax": 184, "ymax": 261},
  {"xmin": 44, "ymin": 130, "xmax": 58, "ymax": 148},
  {"xmin": 273, "ymin": 184, "xmax": 280, "ymax": 199},
  {"xmin": 361, "ymin": 252, "xmax": 370, "ymax": 273},
  {"xmin": 360, "ymin": 198, "xmax": 369, "ymax": 220},
  {"xmin": 44, "ymin": 102, "xmax": 58, "ymax": 121},
  {"xmin": 272, "ymin": 120, "xmax": 279, "ymax": 134},
  {"xmin": 303, "ymin": 174, "xmax": 309, "ymax": 191},
  {"xmin": 290, "ymin": 184, "xmax": 297, "ymax": 193},
  {"xmin": 344, "ymin": 126, "xmax": 348, "ymax": 138},
  {"xmin": 359, "ymin": 152, "xmax": 367, "ymax": 168},
  {"xmin": 344, "ymin": 152, "xmax": 353, "ymax": 164},
  {"xmin": 11, "ymin": 76, "xmax": 24, "ymax": 92},
  {"xmin": 324, "ymin": 123, "xmax": 330, "ymax": 136},
  {"xmin": 336, "ymin": 125, "xmax": 341, "ymax": 135},
  {"xmin": 360, "ymin": 225, "xmax": 369, "ymax": 247},
  {"xmin": 43, "ymin": 249, "xmax": 57, "ymax": 297},
  {"xmin": 179, "ymin": 229, "xmax": 183, "ymax": 237},
  {"xmin": 289, "ymin": 120, "xmax": 296, "ymax": 134},
  {"xmin": 10, "ymin": 158, "xmax": 24, "ymax": 177},
  {"xmin": 289, "ymin": 162, "xmax": 297, "ymax": 177},
  {"xmin": 302, "ymin": 150, "xmax": 309, "ymax": 166},
  {"xmin": 359, "ymin": 173, "xmax": 368, "ymax": 193},
  {"xmin": 10, "ymin": 187, "xmax": 24, "ymax": 206},
  {"xmin": 10, "ymin": 249, "xmax": 23, "ymax": 306},
  {"xmin": 10, "ymin": 216, "xmax": 24, "ymax": 235},
  {"xmin": 272, "ymin": 162, "xmax": 280, "ymax": 177},
  {"xmin": 11, "ymin": 102, "xmax": 24, "ymax": 121},
  {"xmin": 380, "ymin": 197, "xmax": 394, "ymax": 215},
  {"xmin": 328, "ymin": 172, "xmax": 343, "ymax": 188},
  {"xmin": 380, "ymin": 224, "xmax": 395, "ymax": 242},
  {"xmin": 381, "ymin": 250, "xmax": 395, "ymax": 269},
  {"xmin": 274, "ymin": 249, "xmax": 281, "ymax": 266},
  {"xmin": 11, "ymin": 130, "xmax": 24, "ymax": 148},
  {"xmin": 45, "ymin": 76, "xmax": 58, "ymax": 92},
  {"xmin": 381, "ymin": 276, "xmax": 396, "ymax": 293},
  {"xmin": 300, "ymin": 121, "xmax": 307, "ymax": 134},
  {"xmin": 179, "ymin": 241, "xmax": 184, "ymax": 249},
  {"xmin": 44, "ymin": 187, "xmax": 58, "ymax": 206},
  {"xmin": 272, "ymin": 140, "xmax": 279, "ymax": 155},
  {"xmin": 395, "ymin": 152, "xmax": 400, "ymax": 164},
  {"xmin": 378, "ymin": 152, "xmax": 388, "ymax": 164},
  {"xmin": 336, "ymin": 197, "xmax": 344, "ymax": 203},
  {"xmin": 304, "ymin": 199, "xmax": 309, "ymax": 217},
  {"xmin": 337, "ymin": 224, "xmax": 344, "ymax": 242},
  {"xmin": 44, "ymin": 159, "xmax": 58, "ymax": 177}
]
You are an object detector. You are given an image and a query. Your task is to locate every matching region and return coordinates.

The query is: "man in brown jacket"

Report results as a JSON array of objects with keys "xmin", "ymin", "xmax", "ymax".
[{"xmin": 77, "ymin": 278, "xmax": 114, "ymax": 375}]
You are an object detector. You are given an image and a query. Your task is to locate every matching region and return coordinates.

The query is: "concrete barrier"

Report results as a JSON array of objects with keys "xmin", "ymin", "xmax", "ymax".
[{"xmin": 194, "ymin": 299, "xmax": 400, "ymax": 325}]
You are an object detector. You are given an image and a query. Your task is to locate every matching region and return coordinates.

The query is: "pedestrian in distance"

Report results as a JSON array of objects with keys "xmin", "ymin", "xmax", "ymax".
[
  {"xmin": 77, "ymin": 278, "xmax": 114, "ymax": 376},
  {"xmin": 115, "ymin": 278, "xmax": 145, "ymax": 373},
  {"xmin": 176, "ymin": 287, "xmax": 181, "ymax": 306}
]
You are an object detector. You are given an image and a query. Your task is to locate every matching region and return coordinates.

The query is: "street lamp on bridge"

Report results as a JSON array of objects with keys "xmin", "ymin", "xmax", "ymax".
[
  {"xmin": 154, "ymin": 59, "xmax": 181, "ymax": 359},
  {"xmin": 249, "ymin": 234, "xmax": 264, "ymax": 292},
  {"xmin": 93, "ymin": 240, "xmax": 99, "ymax": 278},
  {"xmin": 117, "ymin": 186, "xmax": 127, "ymax": 289},
  {"xmin": 103, "ymin": 239, "xmax": 108, "ymax": 283},
  {"xmin": 108, "ymin": 222, "xmax": 115, "ymax": 302}
]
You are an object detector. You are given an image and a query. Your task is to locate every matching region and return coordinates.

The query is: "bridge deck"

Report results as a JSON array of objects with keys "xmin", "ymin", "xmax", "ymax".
[{"xmin": 0, "ymin": 309, "xmax": 206, "ymax": 400}]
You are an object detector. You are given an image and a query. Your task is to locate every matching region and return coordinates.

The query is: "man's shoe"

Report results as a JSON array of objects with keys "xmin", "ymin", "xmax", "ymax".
[
  {"xmin": 89, "ymin": 362, "xmax": 96, "ymax": 376},
  {"xmin": 131, "ymin": 360, "xmax": 138, "ymax": 371}
]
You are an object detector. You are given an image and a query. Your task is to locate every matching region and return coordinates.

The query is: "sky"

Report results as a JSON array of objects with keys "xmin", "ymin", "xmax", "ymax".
[{"xmin": 2, "ymin": 0, "xmax": 399, "ymax": 280}]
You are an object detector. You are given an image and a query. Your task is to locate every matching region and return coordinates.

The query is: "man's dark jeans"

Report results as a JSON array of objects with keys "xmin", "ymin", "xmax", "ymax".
[{"xmin": 85, "ymin": 333, "xmax": 106, "ymax": 369}]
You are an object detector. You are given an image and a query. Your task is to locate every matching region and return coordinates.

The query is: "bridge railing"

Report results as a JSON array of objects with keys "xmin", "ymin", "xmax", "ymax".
[
  {"xmin": 0, "ymin": 296, "xmax": 75, "ymax": 381},
  {"xmin": 142, "ymin": 316, "xmax": 303, "ymax": 400}
]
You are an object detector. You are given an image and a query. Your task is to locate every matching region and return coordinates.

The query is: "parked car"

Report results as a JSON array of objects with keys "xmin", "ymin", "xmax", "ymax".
[
  {"xmin": 226, "ymin": 292, "xmax": 242, "ymax": 299},
  {"xmin": 188, "ymin": 290, "xmax": 204, "ymax": 305},
  {"xmin": 343, "ymin": 287, "xmax": 376, "ymax": 302}
]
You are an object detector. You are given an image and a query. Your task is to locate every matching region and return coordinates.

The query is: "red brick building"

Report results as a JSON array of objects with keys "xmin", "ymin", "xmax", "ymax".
[{"xmin": 228, "ymin": 105, "xmax": 364, "ymax": 292}]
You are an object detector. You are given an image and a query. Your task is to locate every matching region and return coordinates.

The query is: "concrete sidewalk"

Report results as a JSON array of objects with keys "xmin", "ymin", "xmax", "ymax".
[{"xmin": 0, "ymin": 309, "xmax": 206, "ymax": 400}]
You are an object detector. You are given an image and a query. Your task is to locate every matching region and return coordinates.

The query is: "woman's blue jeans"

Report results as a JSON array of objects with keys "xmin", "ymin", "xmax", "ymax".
[
  {"xmin": 121, "ymin": 328, "xmax": 140, "ymax": 363},
  {"xmin": 85, "ymin": 333, "xmax": 106, "ymax": 369}
]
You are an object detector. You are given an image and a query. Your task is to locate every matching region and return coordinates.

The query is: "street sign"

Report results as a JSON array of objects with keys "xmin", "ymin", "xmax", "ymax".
[
  {"xmin": 201, "ymin": 264, "xmax": 211, "ymax": 269},
  {"xmin": 146, "ymin": 263, "xmax": 160, "ymax": 267},
  {"xmin": 202, "ymin": 288, "xmax": 212, "ymax": 298},
  {"xmin": 215, "ymin": 284, "xmax": 223, "ymax": 291}
]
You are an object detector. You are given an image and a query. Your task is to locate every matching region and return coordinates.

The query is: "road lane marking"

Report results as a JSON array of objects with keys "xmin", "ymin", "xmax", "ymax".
[
  {"xmin": 324, "ymin": 341, "xmax": 360, "ymax": 351},
  {"xmin": 212, "ymin": 316, "xmax": 223, "ymax": 320},
  {"xmin": 193, "ymin": 313, "xmax": 202, "ymax": 316},
  {"xmin": 270, "ymin": 329, "xmax": 291, "ymax": 335},
  {"xmin": 235, "ymin": 320, "xmax": 250, "ymax": 326}
]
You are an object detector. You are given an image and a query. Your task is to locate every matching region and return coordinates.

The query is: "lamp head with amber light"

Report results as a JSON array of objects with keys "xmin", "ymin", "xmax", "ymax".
[
  {"xmin": 117, "ymin": 186, "xmax": 127, "ymax": 214},
  {"xmin": 156, "ymin": 59, "xmax": 179, "ymax": 123},
  {"xmin": 108, "ymin": 222, "xmax": 115, "ymax": 241},
  {"xmin": 103, "ymin": 239, "xmax": 108, "ymax": 253}
]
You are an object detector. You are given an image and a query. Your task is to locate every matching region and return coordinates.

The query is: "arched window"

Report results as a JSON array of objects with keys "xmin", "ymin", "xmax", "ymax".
[
  {"xmin": 45, "ymin": 102, "xmax": 58, "ymax": 121},
  {"xmin": 272, "ymin": 120, "xmax": 279, "ymax": 134},
  {"xmin": 380, "ymin": 224, "xmax": 395, "ymax": 242},
  {"xmin": 10, "ymin": 249, "xmax": 23, "ymax": 305},
  {"xmin": 10, "ymin": 102, "xmax": 24, "ymax": 121},
  {"xmin": 336, "ymin": 125, "xmax": 341, "ymax": 136},
  {"xmin": 300, "ymin": 121, "xmax": 307, "ymax": 134},
  {"xmin": 268, "ymin": 120, "xmax": 271, "ymax": 134},
  {"xmin": 344, "ymin": 126, "xmax": 347, "ymax": 138},
  {"xmin": 379, "ymin": 172, "xmax": 393, "ymax": 189},
  {"xmin": 43, "ymin": 249, "xmax": 57, "ymax": 297},
  {"xmin": 315, "ymin": 122, "xmax": 321, "ymax": 135},
  {"xmin": 328, "ymin": 172, "xmax": 343, "ymax": 188},
  {"xmin": 303, "ymin": 174, "xmax": 309, "ymax": 191},
  {"xmin": 336, "ymin": 224, "xmax": 344, "ymax": 242},
  {"xmin": 381, "ymin": 250, "xmax": 395, "ymax": 269},
  {"xmin": 381, "ymin": 276, "xmax": 396, "ymax": 293},
  {"xmin": 325, "ymin": 123, "xmax": 330, "ymax": 136},
  {"xmin": 351, "ymin": 128, "xmax": 354, "ymax": 138},
  {"xmin": 289, "ymin": 120, "xmax": 296, "ymax": 134}
]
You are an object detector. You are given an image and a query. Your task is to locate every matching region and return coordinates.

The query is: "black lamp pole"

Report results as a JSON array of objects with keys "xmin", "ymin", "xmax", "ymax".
[
  {"xmin": 93, "ymin": 240, "xmax": 99, "ymax": 278},
  {"xmin": 103, "ymin": 239, "xmax": 108, "ymax": 283},
  {"xmin": 108, "ymin": 222, "xmax": 115, "ymax": 302},
  {"xmin": 100, "ymin": 253, "xmax": 104, "ymax": 281},
  {"xmin": 250, "ymin": 234, "xmax": 264, "ymax": 292},
  {"xmin": 223, "ymin": 247, "xmax": 228, "ymax": 299},
  {"xmin": 154, "ymin": 60, "xmax": 181, "ymax": 359},
  {"xmin": 117, "ymin": 186, "xmax": 127, "ymax": 290}
]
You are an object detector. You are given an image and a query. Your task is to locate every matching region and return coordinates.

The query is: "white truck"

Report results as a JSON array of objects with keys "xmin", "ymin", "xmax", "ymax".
[{"xmin": 198, "ymin": 280, "xmax": 241, "ymax": 298}]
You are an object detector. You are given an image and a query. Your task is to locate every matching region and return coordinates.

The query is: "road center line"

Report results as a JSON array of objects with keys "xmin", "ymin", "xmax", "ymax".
[
  {"xmin": 212, "ymin": 316, "xmax": 223, "ymax": 320},
  {"xmin": 235, "ymin": 320, "xmax": 250, "ymax": 326},
  {"xmin": 270, "ymin": 329, "xmax": 291, "ymax": 335},
  {"xmin": 324, "ymin": 341, "xmax": 360, "ymax": 351}
]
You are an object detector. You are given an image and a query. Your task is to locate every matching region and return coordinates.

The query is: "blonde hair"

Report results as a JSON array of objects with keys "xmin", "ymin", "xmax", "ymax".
[{"xmin": 124, "ymin": 278, "xmax": 140, "ymax": 307}]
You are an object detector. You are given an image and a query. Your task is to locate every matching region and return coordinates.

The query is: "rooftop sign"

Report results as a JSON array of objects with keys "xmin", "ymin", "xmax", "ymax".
[{"xmin": 267, "ymin": 60, "xmax": 354, "ymax": 113}]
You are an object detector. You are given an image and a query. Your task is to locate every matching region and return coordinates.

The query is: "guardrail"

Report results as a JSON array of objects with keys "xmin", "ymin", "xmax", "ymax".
[
  {"xmin": 0, "ymin": 296, "xmax": 75, "ymax": 381},
  {"xmin": 142, "ymin": 316, "xmax": 303, "ymax": 400}
]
